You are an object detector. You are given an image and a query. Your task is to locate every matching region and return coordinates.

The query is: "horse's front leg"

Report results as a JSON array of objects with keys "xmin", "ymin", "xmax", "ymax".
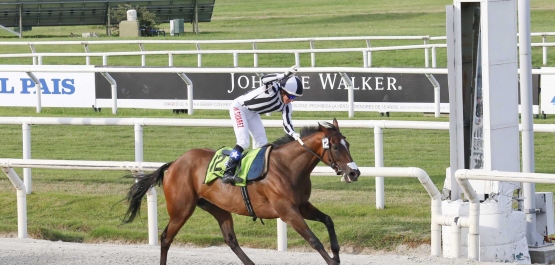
[
  {"xmin": 277, "ymin": 204, "xmax": 338, "ymax": 265},
  {"xmin": 300, "ymin": 202, "xmax": 340, "ymax": 264},
  {"xmin": 197, "ymin": 199, "xmax": 254, "ymax": 265}
]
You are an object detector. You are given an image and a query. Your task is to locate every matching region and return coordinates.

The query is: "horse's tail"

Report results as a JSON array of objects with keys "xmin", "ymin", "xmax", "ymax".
[{"xmin": 122, "ymin": 162, "xmax": 173, "ymax": 224}]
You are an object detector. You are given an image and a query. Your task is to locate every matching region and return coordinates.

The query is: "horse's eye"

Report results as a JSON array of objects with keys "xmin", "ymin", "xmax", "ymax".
[{"xmin": 332, "ymin": 144, "xmax": 338, "ymax": 150}]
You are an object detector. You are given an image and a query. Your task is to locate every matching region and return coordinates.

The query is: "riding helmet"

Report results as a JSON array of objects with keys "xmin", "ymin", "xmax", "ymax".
[{"xmin": 279, "ymin": 76, "xmax": 303, "ymax": 97}]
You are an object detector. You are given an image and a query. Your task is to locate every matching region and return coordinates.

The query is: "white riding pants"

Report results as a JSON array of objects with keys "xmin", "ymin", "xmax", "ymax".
[{"xmin": 229, "ymin": 100, "xmax": 268, "ymax": 150}]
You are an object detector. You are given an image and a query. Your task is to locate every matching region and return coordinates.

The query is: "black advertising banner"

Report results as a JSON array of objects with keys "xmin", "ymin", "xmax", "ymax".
[{"xmin": 95, "ymin": 71, "xmax": 538, "ymax": 112}]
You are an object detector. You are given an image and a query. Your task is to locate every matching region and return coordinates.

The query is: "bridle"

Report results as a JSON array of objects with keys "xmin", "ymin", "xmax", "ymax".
[{"xmin": 296, "ymin": 132, "xmax": 344, "ymax": 174}]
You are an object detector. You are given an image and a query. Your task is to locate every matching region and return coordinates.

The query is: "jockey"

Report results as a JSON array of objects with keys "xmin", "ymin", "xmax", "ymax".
[{"xmin": 222, "ymin": 66, "xmax": 303, "ymax": 184}]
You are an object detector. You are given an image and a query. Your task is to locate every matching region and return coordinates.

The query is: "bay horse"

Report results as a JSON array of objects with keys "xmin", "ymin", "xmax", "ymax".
[{"xmin": 122, "ymin": 118, "xmax": 361, "ymax": 265}]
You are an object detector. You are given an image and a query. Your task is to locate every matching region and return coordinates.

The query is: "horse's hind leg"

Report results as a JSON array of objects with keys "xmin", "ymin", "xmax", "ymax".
[
  {"xmin": 197, "ymin": 199, "xmax": 254, "ymax": 265},
  {"xmin": 300, "ymin": 202, "xmax": 340, "ymax": 264},
  {"xmin": 160, "ymin": 196, "xmax": 198, "ymax": 265}
]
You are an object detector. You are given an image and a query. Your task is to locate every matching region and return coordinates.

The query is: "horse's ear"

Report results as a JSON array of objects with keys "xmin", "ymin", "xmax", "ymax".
[{"xmin": 333, "ymin": 118, "xmax": 339, "ymax": 131}]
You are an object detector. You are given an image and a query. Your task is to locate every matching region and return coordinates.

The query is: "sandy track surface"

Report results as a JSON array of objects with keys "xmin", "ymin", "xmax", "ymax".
[{"xmin": 0, "ymin": 237, "xmax": 510, "ymax": 265}]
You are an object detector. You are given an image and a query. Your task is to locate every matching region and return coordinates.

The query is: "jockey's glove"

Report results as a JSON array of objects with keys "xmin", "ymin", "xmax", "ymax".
[{"xmin": 284, "ymin": 65, "xmax": 298, "ymax": 77}]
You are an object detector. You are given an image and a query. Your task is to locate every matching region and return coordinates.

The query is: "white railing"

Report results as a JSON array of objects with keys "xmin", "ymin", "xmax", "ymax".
[
  {"xmin": 3, "ymin": 116, "xmax": 554, "ymax": 199},
  {"xmin": 0, "ymin": 33, "xmax": 553, "ymax": 67},
  {"xmin": 0, "ymin": 117, "xmax": 450, "ymax": 198},
  {"xmin": 0, "ymin": 117, "xmax": 445, "ymax": 252},
  {"xmin": 454, "ymin": 169, "xmax": 555, "ymax": 260},
  {"xmin": 0, "ymin": 35, "xmax": 441, "ymax": 68},
  {"xmin": 2, "ymin": 117, "xmax": 555, "ymax": 257},
  {"xmin": 0, "ymin": 44, "xmax": 447, "ymax": 68}
]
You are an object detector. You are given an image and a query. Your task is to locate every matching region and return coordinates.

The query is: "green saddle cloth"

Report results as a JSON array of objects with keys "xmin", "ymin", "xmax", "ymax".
[{"xmin": 205, "ymin": 146, "xmax": 269, "ymax": 187}]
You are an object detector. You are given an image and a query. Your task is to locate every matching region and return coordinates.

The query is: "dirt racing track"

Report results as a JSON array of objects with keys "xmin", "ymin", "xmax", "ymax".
[{"xmin": 0, "ymin": 237, "xmax": 505, "ymax": 265}]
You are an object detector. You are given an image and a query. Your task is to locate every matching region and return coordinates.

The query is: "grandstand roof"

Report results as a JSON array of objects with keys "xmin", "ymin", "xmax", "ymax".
[{"xmin": 0, "ymin": 0, "xmax": 215, "ymax": 27}]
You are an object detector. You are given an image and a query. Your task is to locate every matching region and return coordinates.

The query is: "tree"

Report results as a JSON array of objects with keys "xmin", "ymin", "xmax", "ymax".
[{"xmin": 110, "ymin": 4, "xmax": 160, "ymax": 36}]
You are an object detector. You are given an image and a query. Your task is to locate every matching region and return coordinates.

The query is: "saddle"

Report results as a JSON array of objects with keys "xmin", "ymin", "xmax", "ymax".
[{"xmin": 205, "ymin": 146, "xmax": 273, "ymax": 186}]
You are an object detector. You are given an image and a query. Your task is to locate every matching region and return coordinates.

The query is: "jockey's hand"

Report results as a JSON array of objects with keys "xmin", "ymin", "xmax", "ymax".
[
  {"xmin": 291, "ymin": 132, "xmax": 301, "ymax": 141},
  {"xmin": 284, "ymin": 65, "xmax": 298, "ymax": 77}
]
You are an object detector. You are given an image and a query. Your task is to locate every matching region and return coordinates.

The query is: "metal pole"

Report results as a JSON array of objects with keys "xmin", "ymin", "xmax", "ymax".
[
  {"xmin": 22, "ymin": 122, "xmax": 32, "ymax": 194},
  {"xmin": 277, "ymin": 219, "xmax": 287, "ymax": 251},
  {"xmin": 374, "ymin": 127, "xmax": 384, "ymax": 209},
  {"xmin": 2, "ymin": 167, "xmax": 27, "ymax": 238},
  {"xmin": 101, "ymin": 73, "xmax": 117, "ymax": 114},
  {"xmin": 310, "ymin": 40, "xmax": 315, "ymax": 67},
  {"xmin": 518, "ymin": 0, "xmax": 539, "ymax": 247},
  {"xmin": 542, "ymin": 35, "xmax": 547, "ymax": 66},
  {"xmin": 252, "ymin": 42, "xmax": 258, "ymax": 67}
]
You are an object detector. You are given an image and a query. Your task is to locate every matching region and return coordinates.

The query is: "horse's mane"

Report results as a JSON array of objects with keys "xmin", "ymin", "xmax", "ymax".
[{"xmin": 268, "ymin": 121, "xmax": 336, "ymax": 148}]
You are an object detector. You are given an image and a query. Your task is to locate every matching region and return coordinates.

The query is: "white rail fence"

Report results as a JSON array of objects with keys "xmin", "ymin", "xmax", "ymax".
[
  {"xmin": 2, "ymin": 117, "xmax": 555, "ymax": 258},
  {"xmin": 0, "ymin": 44, "xmax": 447, "ymax": 68},
  {"xmin": 0, "ymin": 35, "xmax": 445, "ymax": 68},
  {"xmin": 0, "ymin": 117, "xmax": 446, "ymax": 251},
  {"xmin": 0, "ymin": 32, "xmax": 553, "ymax": 67}
]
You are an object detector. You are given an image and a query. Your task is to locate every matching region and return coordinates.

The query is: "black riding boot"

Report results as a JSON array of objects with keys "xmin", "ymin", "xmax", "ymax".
[{"xmin": 221, "ymin": 146, "xmax": 244, "ymax": 184}]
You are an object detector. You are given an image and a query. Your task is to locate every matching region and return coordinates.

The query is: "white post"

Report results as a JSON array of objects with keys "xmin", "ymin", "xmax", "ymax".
[
  {"xmin": 233, "ymin": 53, "xmax": 238, "ymax": 67},
  {"xmin": 196, "ymin": 44, "xmax": 202, "ymax": 67},
  {"xmin": 147, "ymin": 188, "xmax": 158, "ymax": 245},
  {"xmin": 178, "ymin": 73, "xmax": 194, "ymax": 115},
  {"xmin": 425, "ymin": 74, "xmax": 441, "ymax": 118},
  {"xmin": 432, "ymin": 46, "xmax": 437, "ymax": 68},
  {"xmin": 22, "ymin": 122, "xmax": 32, "ymax": 194},
  {"xmin": 363, "ymin": 51, "xmax": 368, "ymax": 68},
  {"xmin": 518, "ymin": 0, "xmax": 541, "ymax": 247},
  {"xmin": 26, "ymin": 72, "xmax": 41, "ymax": 113},
  {"xmin": 134, "ymin": 123, "xmax": 144, "ymax": 163},
  {"xmin": 168, "ymin": 53, "xmax": 174, "ymax": 66},
  {"xmin": 2, "ymin": 167, "xmax": 27, "ymax": 238},
  {"xmin": 16, "ymin": 188, "xmax": 27, "ymax": 238},
  {"xmin": 424, "ymin": 38, "xmax": 430, "ymax": 68},
  {"xmin": 135, "ymin": 122, "xmax": 158, "ymax": 246},
  {"xmin": 366, "ymin": 39, "xmax": 372, "ymax": 67},
  {"xmin": 139, "ymin": 43, "xmax": 146, "ymax": 66},
  {"xmin": 542, "ymin": 35, "xmax": 547, "ymax": 66},
  {"xmin": 310, "ymin": 40, "xmax": 315, "ymax": 67},
  {"xmin": 84, "ymin": 44, "xmax": 90, "ymax": 65},
  {"xmin": 101, "ymin": 73, "xmax": 117, "ymax": 115},
  {"xmin": 374, "ymin": 127, "xmax": 384, "ymax": 209},
  {"xmin": 339, "ymin": 72, "xmax": 354, "ymax": 117},
  {"xmin": 252, "ymin": 42, "xmax": 258, "ymax": 67},
  {"xmin": 294, "ymin": 52, "xmax": 300, "ymax": 67},
  {"xmin": 30, "ymin": 44, "xmax": 36, "ymax": 65},
  {"xmin": 277, "ymin": 219, "xmax": 287, "ymax": 251}
]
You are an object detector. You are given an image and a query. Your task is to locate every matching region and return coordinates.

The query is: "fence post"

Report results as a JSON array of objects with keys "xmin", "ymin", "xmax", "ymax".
[
  {"xmin": 22, "ymin": 122, "xmax": 32, "ymax": 194},
  {"xmin": 374, "ymin": 126, "xmax": 384, "ymax": 209}
]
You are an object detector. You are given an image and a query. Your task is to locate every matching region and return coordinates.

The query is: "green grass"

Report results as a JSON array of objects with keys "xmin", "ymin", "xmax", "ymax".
[{"xmin": 1, "ymin": 0, "xmax": 555, "ymax": 254}]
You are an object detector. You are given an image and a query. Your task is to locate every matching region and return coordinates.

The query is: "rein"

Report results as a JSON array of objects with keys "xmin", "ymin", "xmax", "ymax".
[{"xmin": 295, "ymin": 132, "xmax": 342, "ymax": 172}]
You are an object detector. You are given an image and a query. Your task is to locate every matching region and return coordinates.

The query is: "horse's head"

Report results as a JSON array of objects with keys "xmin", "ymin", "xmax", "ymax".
[{"xmin": 319, "ymin": 118, "xmax": 361, "ymax": 183}]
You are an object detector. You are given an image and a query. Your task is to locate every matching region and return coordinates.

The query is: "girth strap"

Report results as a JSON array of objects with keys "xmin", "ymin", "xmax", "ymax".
[{"xmin": 240, "ymin": 185, "xmax": 264, "ymax": 225}]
